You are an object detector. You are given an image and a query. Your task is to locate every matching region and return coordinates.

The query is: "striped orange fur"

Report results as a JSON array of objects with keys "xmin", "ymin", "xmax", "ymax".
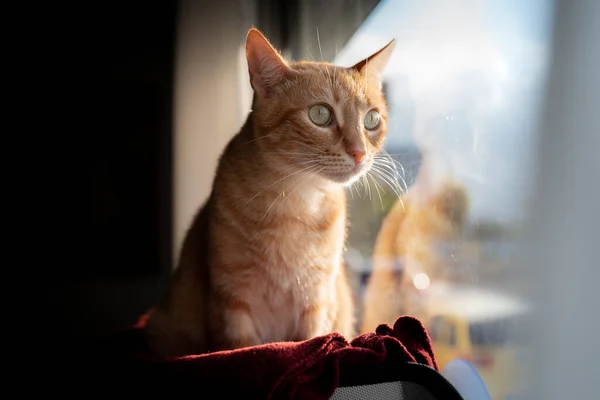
[{"xmin": 144, "ymin": 28, "xmax": 395, "ymax": 357}]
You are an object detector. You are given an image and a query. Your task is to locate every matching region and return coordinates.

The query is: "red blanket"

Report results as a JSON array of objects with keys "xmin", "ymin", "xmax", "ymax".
[{"xmin": 86, "ymin": 315, "xmax": 437, "ymax": 398}]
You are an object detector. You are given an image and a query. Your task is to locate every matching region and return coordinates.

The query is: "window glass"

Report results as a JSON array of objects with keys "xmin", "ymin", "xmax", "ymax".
[
  {"xmin": 429, "ymin": 316, "xmax": 442, "ymax": 341},
  {"xmin": 331, "ymin": 0, "xmax": 556, "ymax": 397},
  {"xmin": 431, "ymin": 316, "xmax": 457, "ymax": 347}
]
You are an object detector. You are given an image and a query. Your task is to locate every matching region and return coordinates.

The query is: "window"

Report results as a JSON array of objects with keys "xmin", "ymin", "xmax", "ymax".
[
  {"xmin": 469, "ymin": 315, "xmax": 529, "ymax": 347},
  {"xmin": 429, "ymin": 316, "xmax": 442, "ymax": 341},
  {"xmin": 328, "ymin": 0, "xmax": 556, "ymax": 397},
  {"xmin": 430, "ymin": 316, "xmax": 457, "ymax": 347}
]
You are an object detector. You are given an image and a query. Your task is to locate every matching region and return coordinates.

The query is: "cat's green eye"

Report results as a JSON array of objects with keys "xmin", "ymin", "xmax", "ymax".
[
  {"xmin": 364, "ymin": 109, "xmax": 381, "ymax": 130},
  {"xmin": 308, "ymin": 104, "xmax": 333, "ymax": 126}
]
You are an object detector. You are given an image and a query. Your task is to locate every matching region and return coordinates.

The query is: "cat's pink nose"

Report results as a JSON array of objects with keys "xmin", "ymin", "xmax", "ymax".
[{"xmin": 349, "ymin": 149, "xmax": 366, "ymax": 164}]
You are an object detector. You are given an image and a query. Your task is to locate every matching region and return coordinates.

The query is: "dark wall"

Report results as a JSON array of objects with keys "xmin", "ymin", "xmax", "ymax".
[
  {"xmin": 51, "ymin": 1, "xmax": 177, "ymax": 343},
  {"xmin": 86, "ymin": 2, "xmax": 175, "ymax": 280}
]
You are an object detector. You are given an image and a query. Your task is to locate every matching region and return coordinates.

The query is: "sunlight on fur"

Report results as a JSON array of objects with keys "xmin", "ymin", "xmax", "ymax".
[{"xmin": 144, "ymin": 28, "xmax": 397, "ymax": 357}]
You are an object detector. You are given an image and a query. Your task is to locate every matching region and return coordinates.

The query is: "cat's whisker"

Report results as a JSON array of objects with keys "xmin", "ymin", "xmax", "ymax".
[
  {"xmin": 373, "ymin": 157, "xmax": 400, "ymax": 173},
  {"xmin": 373, "ymin": 157, "xmax": 408, "ymax": 192},
  {"xmin": 264, "ymin": 156, "xmax": 316, "ymax": 163},
  {"xmin": 234, "ymin": 132, "xmax": 280, "ymax": 149},
  {"xmin": 282, "ymin": 166, "xmax": 326, "ymax": 204},
  {"xmin": 375, "ymin": 150, "xmax": 401, "ymax": 167},
  {"xmin": 307, "ymin": 49, "xmax": 328, "ymax": 83},
  {"xmin": 374, "ymin": 160, "xmax": 402, "ymax": 177},
  {"xmin": 268, "ymin": 158, "xmax": 316, "ymax": 166},
  {"xmin": 262, "ymin": 165, "xmax": 324, "ymax": 221},
  {"xmin": 291, "ymin": 140, "xmax": 321, "ymax": 153},
  {"xmin": 245, "ymin": 161, "xmax": 320, "ymax": 205},
  {"xmin": 367, "ymin": 170, "xmax": 387, "ymax": 195},
  {"xmin": 380, "ymin": 148, "xmax": 407, "ymax": 177},
  {"xmin": 376, "ymin": 154, "xmax": 406, "ymax": 169},
  {"xmin": 316, "ymin": 27, "xmax": 332, "ymax": 85},
  {"xmin": 277, "ymin": 159, "xmax": 325, "ymax": 176},
  {"xmin": 365, "ymin": 59, "xmax": 369, "ymax": 93},
  {"xmin": 261, "ymin": 191, "xmax": 285, "ymax": 221},
  {"xmin": 346, "ymin": 177, "xmax": 361, "ymax": 199},
  {"xmin": 370, "ymin": 165, "xmax": 405, "ymax": 200},
  {"xmin": 379, "ymin": 148, "xmax": 413, "ymax": 156},
  {"xmin": 354, "ymin": 179, "xmax": 364, "ymax": 199},
  {"xmin": 291, "ymin": 159, "xmax": 325, "ymax": 168},
  {"xmin": 263, "ymin": 152, "xmax": 315, "ymax": 157},
  {"xmin": 362, "ymin": 174, "xmax": 372, "ymax": 200},
  {"xmin": 347, "ymin": 182, "xmax": 355, "ymax": 199},
  {"xmin": 373, "ymin": 163, "xmax": 402, "ymax": 187},
  {"xmin": 334, "ymin": 44, "xmax": 338, "ymax": 89},
  {"xmin": 354, "ymin": 179, "xmax": 367, "ymax": 200},
  {"xmin": 380, "ymin": 153, "xmax": 411, "ymax": 157},
  {"xmin": 316, "ymin": 26, "xmax": 324, "ymax": 63},
  {"xmin": 370, "ymin": 168, "xmax": 406, "ymax": 212},
  {"xmin": 367, "ymin": 172, "xmax": 384, "ymax": 210},
  {"xmin": 279, "ymin": 158, "xmax": 323, "ymax": 169},
  {"xmin": 372, "ymin": 159, "xmax": 401, "ymax": 182},
  {"xmin": 356, "ymin": 179, "xmax": 365, "ymax": 199},
  {"xmin": 370, "ymin": 165, "xmax": 403, "ymax": 196},
  {"xmin": 378, "ymin": 151, "xmax": 405, "ymax": 173}
]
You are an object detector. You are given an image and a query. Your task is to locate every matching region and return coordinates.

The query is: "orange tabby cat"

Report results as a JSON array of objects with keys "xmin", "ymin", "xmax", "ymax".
[
  {"xmin": 360, "ymin": 163, "xmax": 469, "ymax": 334},
  {"xmin": 144, "ymin": 28, "xmax": 396, "ymax": 357}
]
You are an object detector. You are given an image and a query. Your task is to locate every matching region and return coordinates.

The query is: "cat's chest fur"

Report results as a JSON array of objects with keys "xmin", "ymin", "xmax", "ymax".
[
  {"xmin": 252, "ymin": 187, "xmax": 344, "ymax": 341},
  {"xmin": 214, "ymin": 183, "xmax": 345, "ymax": 342}
]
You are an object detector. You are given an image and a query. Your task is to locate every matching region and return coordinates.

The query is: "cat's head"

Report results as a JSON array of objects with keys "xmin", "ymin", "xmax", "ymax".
[{"xmin": 245, "ymin": 28, "xmax": 396, "ymax": 186}]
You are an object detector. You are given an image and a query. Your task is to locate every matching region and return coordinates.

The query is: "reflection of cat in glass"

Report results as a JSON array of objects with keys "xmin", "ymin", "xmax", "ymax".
[
  {"xmin": 360, "ymin": 51, "xmax": 495, "ymax": 334},
  {"xmin": 360, "ymin": 158, "xmax": 469, "ymax": 333}
]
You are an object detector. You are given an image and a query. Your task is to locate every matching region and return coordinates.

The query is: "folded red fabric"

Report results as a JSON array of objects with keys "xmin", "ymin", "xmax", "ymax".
[{"xmin": 90, "ymin": 315, "xmax": 437, "ymax": 399}]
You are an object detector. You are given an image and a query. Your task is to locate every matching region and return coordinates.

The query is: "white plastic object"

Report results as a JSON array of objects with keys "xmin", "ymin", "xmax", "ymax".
[{"xmin": 442, "ymin": 358, "xmax": 492, "ymax": 400}]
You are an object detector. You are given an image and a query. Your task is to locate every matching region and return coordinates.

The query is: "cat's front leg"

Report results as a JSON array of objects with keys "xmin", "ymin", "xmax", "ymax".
[
  {"xmin": 295, "ymin": 303, "xmax": 333, "ymax": 340},
  {"xmin": 219, "ymin": 300, "xmax": 262, "ymax": 350}
]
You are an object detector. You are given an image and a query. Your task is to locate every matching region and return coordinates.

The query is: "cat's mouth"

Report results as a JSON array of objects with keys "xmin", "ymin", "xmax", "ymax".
[{"xmin": 320, "ymin": 161, "xmax": 371, "ymax": 185}]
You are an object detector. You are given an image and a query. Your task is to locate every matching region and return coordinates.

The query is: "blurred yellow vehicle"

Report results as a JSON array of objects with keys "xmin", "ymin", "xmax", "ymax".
[{"xmin": 412, "ymin": 283, "xmax": 531, "ymax": 400}]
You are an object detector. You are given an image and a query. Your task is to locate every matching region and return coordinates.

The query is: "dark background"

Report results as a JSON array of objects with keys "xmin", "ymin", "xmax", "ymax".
[{"xmin": 46, "ymin": 1, "xmax": 178, "ymax": 345}]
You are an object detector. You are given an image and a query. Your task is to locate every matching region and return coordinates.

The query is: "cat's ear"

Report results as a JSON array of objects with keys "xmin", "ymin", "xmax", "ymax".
[
  {"xmin": 246, "ymin": 28, "xmax": 290, "ymax": 97},
  {"xmin": 350, "ymin": 39, "xmax": 396, "ymax": 90}
]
